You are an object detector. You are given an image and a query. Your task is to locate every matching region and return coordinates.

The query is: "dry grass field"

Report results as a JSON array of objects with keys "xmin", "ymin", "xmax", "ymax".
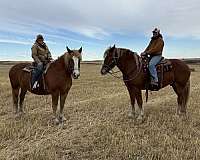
[{"xmin": 0, "ymin": 63, "xmax": 200, "ymax": 160}]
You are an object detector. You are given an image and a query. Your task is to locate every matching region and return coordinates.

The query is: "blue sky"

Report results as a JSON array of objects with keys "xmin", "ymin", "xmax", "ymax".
[{"xmin": 0, "ymin": 0, "xmax": 200, "ymax": 61}]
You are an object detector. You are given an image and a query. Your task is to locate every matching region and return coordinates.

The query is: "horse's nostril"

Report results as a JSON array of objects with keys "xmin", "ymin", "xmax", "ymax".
[{"xmin": 72, "ymin": 71, "xmax": 80, "ymax": 79}]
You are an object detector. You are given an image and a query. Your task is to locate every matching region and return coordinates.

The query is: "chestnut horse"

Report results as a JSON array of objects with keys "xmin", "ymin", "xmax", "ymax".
[
  {"xmin": 101, "ymin": 45, "xmax": 190, "ymax": 121},
  {"xmin": 9, "ymin": 47, "xmax": 82, "ymax": 124}
]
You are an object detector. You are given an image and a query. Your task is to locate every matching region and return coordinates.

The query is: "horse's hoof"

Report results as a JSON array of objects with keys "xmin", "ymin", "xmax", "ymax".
[
  {"xmin": 15, "ymin": 112, "xmax": 24, "ymax": 119},
  {"xmin": 128, "ymin": 113, "xmax": 135, "ymax": 119},
  {"xmin": 58, "ymin": 115, "xmax": 68, "ymax": 123},
  {"xmin": 14, "ymin": 114, "xmax": 20, "ymax": 119},
  {"xmin": 137, "ymin": 115, "xmax": 143, "ymax": 120},
  {"xmin": 18, "ymin": 111, "xmax": 25, "ymax": 115},
  {"xmin": 13, "ymin": 111, "xmax": 18, "ymax": 115},
  {"xmin": 176, "ymin": 111, "xmax": 180, "ymax": 116},
  {"xmin": 54, "ymin": 118, "xmax": 60, "ymax": 125},
  {"xmin": 179, "ymin": 112, "xmax": 187, "ymax": 120},
  {"xmin": 136, "ymin": 116, "xmax": 144, "ymax": 123}
]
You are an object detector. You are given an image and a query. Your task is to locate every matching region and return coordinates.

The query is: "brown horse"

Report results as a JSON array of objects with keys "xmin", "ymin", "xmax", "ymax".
[
  {"xmin": 9, "ymin": 47, "xmax": 82, "ymax": 124},
  {"xmin": 101, "ymin": 45, "xmax": 190, "ymax": 121}
]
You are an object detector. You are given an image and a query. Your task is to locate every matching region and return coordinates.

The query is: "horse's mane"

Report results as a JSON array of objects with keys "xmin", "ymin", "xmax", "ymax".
[
  {"xmin": 116, "ymin": 47, "xmax": 139, "ymax": 58},
  {"xmin": 53, "ymin": 52, "xmax": 70, "ymax": 64},
  {"xmin": 105, "ymin": 47, "xmax": 137, "ymax": 58},
  {"xmin": 47, "ymin": 52, "xmax": 73, "ymax": 71},
  {"xmin": 116, "ymin": 48, "xmax": 140, "ymax": 69},
  {"xmin": 55, "ymin": 52, "xmax": 65, "ymax": 61}
]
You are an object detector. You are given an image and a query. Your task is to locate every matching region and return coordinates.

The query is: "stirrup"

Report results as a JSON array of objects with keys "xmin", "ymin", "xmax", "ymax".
[{"xmin": 151, "ymin": 81, "xmax": 158, "ymax": 86}]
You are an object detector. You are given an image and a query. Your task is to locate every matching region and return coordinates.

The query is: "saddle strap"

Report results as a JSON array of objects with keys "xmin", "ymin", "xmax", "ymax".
[{"xmin": 160, "ymin": 64, "xmax": 164, "ymax": 88}]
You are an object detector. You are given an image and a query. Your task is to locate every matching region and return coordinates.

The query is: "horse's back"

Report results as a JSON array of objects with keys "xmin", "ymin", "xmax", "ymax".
[
  {"xmin": 9, "ymin": 63, "xmax": 31, "ymax": 79},
  {"xmin": 9, "ymin": 63, "xmax": 31, "ymax": 72}
]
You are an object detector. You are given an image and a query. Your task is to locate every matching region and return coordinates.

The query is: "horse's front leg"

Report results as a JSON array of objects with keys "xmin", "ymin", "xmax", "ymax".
[
  {"xmin": 59, "ymin": 90, "xmax": 70, "ymax": 123},
  {"xmin": 51, "ymin": 92, "xmax": 59, "ymax": 124},
  {"xmin": 127, "ymin": 85, "xmax": 136, "ymax": 118},
  {"xmin": 135, "ymin": 90, "xmax": 144, "ymax": 121}
]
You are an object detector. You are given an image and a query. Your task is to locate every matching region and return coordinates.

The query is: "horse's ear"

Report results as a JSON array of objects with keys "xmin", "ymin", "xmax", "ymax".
[
  {"xmin": 110, "ymin": 44, "xmax": 116, "ymax": 52},
  {"xmin": 66, "ymin": 46, "xmax": 73, "ymax": 53},
  {"xmin": 78, "ymin": 47, "xmax": 82, "ymax": 53}
]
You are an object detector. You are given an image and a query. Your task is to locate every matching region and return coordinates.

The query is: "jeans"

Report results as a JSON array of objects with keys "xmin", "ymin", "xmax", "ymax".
[
  {"xmin": 149, "ymin": 55, "xmax": 162, "ymax": 82},
  {"xmin": 31, "ymin": 63, "xmax": 43, "ymax": 86}
]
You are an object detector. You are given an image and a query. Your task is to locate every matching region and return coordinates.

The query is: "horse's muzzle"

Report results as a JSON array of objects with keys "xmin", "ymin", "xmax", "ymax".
[{"xmin": 72, "ymin": 71, "xmax": 80, "ymax": 79}]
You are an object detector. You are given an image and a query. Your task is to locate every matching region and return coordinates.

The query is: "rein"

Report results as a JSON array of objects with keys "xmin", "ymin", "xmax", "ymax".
[{"xmin": 106, "ymin": 52, "xmax": 142, "ymax": 82}]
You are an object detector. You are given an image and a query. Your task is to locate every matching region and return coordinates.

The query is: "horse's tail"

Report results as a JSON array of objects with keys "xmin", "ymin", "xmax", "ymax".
[
  {"xmin": 144, "ymin": 81, "xmax": 149, "ymax": 103},
  {"xmin": 145, "ymin": 88, "xmax": 149, "ymax": 102},
  {"xmin": 9, "ymin": 68, "xmax": 14, "ymax": 89}
]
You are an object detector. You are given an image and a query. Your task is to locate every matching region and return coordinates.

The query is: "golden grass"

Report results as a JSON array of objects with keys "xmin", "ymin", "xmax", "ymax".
[{"xmin": 0, "ymin": 63, "xmax": 200, "ymax": 160}]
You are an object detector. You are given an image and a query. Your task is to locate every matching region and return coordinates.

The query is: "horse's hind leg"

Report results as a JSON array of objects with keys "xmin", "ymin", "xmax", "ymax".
[
  {"xmin": 172, "ymin": 81, "xmax": 190, "ymax": 115},
  {"xmin": 12, "ymin": 87, "xmax": 19, "ymax": 114},
  {"xmin": 180, "ymin": 80, "xmax": 190, "ymax": 114},
  {"xmin": 172, "ymin": 84, "xmax": 181, "ymax": 115},
  {"xmin": 19, "ymin": 89, "xmax": 27, "ymax": 113}
]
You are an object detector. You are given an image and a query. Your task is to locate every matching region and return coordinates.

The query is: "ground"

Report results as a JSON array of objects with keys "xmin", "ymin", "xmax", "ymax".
[{"xmin": 0, "ymin": 63, "xmax": 200, "ymax": 160}]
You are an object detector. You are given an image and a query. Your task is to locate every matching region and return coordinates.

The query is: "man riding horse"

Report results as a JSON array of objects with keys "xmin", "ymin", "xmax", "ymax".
[
  {"xmin": 31, "ymin": 34, "xmax": 53, "ymax": 89},
  {"xmin": 141, "ymin": 28, "xmax": 164, "ymax": 87}
]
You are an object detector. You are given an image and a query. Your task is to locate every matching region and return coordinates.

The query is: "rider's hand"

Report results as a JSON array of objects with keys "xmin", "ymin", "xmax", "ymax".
[
  {"xmin": 140, "ymin": 52, "xmax": 146, "ymax": 56},
  {"xmin": 49, "ymin": 59, "xmax": 54, "ymax": 62}
]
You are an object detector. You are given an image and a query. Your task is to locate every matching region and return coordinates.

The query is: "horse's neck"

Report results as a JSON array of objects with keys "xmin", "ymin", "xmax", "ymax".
[
  {"xmin": 50, "ymin": 55, "xmax": 68, "ymax": 72},
  {"xmin": 117, "ymin": 54, "xmax": 138, "ymax": 77}
]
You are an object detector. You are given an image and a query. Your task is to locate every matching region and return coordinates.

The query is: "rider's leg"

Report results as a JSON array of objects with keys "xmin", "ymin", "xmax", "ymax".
[
  {"xmin": 149, "ymin": 55, "xmax": 162, "ymax": 83},
  {"xmin": 32, "ymin": 63, "xmax": 43, "ymax": 88}
]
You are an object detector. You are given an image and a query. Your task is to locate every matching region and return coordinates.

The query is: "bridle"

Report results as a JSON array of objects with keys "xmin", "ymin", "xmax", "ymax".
[{"xmin": 103, "ymin": 49, "xmax": 142, "ymax": 82}]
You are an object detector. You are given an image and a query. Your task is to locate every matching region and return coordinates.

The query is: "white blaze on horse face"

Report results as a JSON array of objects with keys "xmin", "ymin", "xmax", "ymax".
[{"xmin": 72, "ymin": 56, "xmax": 80, "ymax": 77}]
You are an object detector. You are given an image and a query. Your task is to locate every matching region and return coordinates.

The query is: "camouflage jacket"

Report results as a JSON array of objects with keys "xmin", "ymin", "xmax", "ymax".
[{"xmin": 31, "ymin": 42, "xmax": 52, "ymax": 64}]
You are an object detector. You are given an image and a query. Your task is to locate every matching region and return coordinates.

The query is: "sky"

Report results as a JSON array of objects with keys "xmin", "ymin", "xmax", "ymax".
[{"xmin": 0, "ymin": 0, "xmax": 200, "ymax": 61}]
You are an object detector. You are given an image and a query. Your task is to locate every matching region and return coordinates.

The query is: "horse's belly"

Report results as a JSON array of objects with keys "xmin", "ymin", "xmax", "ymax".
[
  {"xmin": 28, "ymin": 89, "xmax": 50, "ymax": 95},
  {"xmin": 161, "ymin": 70, "xmax": 174, "ymax": 88}
]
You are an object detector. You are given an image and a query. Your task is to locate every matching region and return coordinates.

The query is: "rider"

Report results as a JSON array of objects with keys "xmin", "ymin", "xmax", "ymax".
[
  {"xmin": 141, "ymin": 28, "xmax": 164, "ymax": 86},
  {"xmin": 31, "ymin": 34, "xmax": 53, "ymax": 89}
]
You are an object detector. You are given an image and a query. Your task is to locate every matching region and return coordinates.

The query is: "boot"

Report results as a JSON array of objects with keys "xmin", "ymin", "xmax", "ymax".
[
  {"xmin": 32, "ymin": 81, "xmax": 38, "ymax": 90},
  {"xmin": 150, "ymin": 79, "xmax": 159, "ymax": 91}
]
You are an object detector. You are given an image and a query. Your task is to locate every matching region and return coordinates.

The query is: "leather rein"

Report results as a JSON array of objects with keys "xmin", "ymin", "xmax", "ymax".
[{"xmin": 105, "ymin": 51, "xmax": 142, "ymax": 82}]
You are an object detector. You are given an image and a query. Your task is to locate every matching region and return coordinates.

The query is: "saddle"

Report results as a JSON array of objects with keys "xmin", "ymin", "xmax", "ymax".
[
  {"xmin": 141, "ymin": 56, "xmax": 172, "ymax": 91},
  {"xmin": 23, "ymin": 62, "xmax": 50, "ymax": 73},
  {"xmin": 22, "ymin": 62, "xmax": 51, "ymax": 92}
]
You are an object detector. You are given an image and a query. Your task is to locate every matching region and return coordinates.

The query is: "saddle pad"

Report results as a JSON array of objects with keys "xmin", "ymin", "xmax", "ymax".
[
  {"xmin": 22, "ymin": 66, "xmax": 35, "ymax": 72},
  {"xmin": 22, "ymin": 62, "xmax": 52, "ymax": 73},
  {"xmin": 158, "ymin": 58, "xmax": 171, "ymax": 65}
]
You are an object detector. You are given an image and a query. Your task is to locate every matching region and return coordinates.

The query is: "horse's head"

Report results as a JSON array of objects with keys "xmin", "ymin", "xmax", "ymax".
[
  {"xmin": 101, "ymin": 45, "xmax": 118, "ymax": 75},
  {"xmin": 65, "ymin": 46, "xmax": 82, "ymax": 79}
]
